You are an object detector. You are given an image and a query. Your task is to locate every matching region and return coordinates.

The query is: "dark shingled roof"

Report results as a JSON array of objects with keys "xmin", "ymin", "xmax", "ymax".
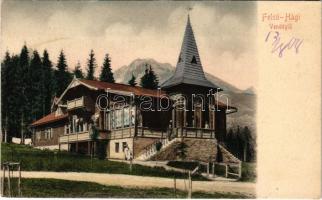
[
  {"xmin": 78, "ymin": 79, "xmax": 166, "ymax": 98},
  {"xmin": 161, "ymin": 15, "xmax": 220, "ymax": 89}
]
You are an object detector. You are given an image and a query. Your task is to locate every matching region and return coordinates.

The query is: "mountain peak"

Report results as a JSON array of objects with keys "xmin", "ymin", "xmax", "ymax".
[
  {"xmin": 114, "ymin": 58, "xmax": 242, "ymax": 93},
  {"xmin": 114, "ymin": 58, "xmax": 174, "ymax": 84}
]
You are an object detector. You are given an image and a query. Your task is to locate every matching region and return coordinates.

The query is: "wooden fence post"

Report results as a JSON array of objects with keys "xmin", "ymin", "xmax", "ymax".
[
  {"xmin": 188, "ymin": 171, "xmax": 192, "ymax": 198},
  {"xmin": 173, "ymin": 176, "xmax": 176, "ymax": 198},
  {"xmin": 7, "ymin": 166, "xmax": 11, "ymax": 197},
  {"xmin": 238, "ymin": 162, "xmax": 242, "ymax": 178},
  {"xmin": 18, "ymin": 164, "xmax": 21, "ymax": 196},
  {"xmin": 2, "ymin": 164, "xmax": 5, "ymax": 196},
  {"xmin": 129, "ymin": 159, "xmax": 133, "ymax": 172},
  {"xmin": 207, "ymin": 163, "xmax": 210, "ymax": 177},
  {"xmin": 225, "ymin": 164, "xmax": 228, "ymax": 178},
  {"xmin": 212, "ymin": 162, "xmax": 215, "ymax": 176},
  {"xmin": 190, "ymin": 173, "xmax": 192, "ymax": 198}
]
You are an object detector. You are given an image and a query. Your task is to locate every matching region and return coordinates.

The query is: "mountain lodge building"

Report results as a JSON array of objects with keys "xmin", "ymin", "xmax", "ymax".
[{"xmin": 30, "ymin": 15, "xmax": 238, "ymax": 163}]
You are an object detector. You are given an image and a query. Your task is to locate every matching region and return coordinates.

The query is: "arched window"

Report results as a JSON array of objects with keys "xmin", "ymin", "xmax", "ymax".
[{"xmin": 191, "ymin": 56, "xmax": 197, "ymax": 64}]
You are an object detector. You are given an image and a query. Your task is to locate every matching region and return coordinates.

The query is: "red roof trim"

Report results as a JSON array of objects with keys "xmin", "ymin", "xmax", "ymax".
[{"xmin": 31, "ymin": 113, "xmax": 68, "ymax": 127}]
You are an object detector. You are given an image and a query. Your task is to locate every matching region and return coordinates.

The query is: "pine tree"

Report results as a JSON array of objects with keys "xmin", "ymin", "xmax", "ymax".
[
  {"xmin": 42, "ymin": 50, "xmax": 54, "ymax": 115},
  {"xmin": 86, "ymin": 50, "xmax": 96, "ymax": 80},
  {"xmin": 73, "ymin": 61, "xmax": 84, "ymax": 78},
  {"xmin": 140, "ymin": 64, "xmax": 159, "ymax": 89},
  {"xmin": 99, "ymin": 54, "xmax": 114, "ymax": 83},
  {"xmin": 140, "ymin": 67, "xmax": 149, "ymax": 88},
  {"xmin": 128, "ymin": 73, "xmax": 137, "ymax": 86},
  {"xmin": 1, "ymin": 52, "xmax": 11, "ymax": 142},
  {"xmin": 54, "ymin": 50, "xmax": 72, "ymax": 96},
  {"xmin": 29, "ymin": 51, "xmax": 44, "ymax": 121},
  {"xmin": 226, "ymin": 128, "xmax": 234, "ymax": 150},
  {"xmin": 242, "ymin": 126, "xmax": 253, "ymax": 162},
  {"xmin": 235, "ymin": 126, "xmax": 242, "ymax": 159},
  {"xmin": 6, "ymin": 55, "xmax": 21, "ymax": 141},
  {"xmin": 175, "ymin": 141, "xmax": 188, "ymax": 160},
  {"xmin": 19, "ymin": 45, "xmax": 31, "ymax": 142},
  {"xmin": 147, "ymin": 65, "xmax": 159, "ymax": 89}
]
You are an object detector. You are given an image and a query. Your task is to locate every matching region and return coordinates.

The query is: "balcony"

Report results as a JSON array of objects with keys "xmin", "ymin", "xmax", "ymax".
[
  {"xmin": 106, "ymin": 127, "xmax": 215, "ymax": 139},
  {"xmin": 174, "ymin": 127, "xmax": 216, "ymax": 139},
  {"xmin": 67, "ymin": 96, "xmax": 93, "ymax": 112},
  {"xmin": 136, "ymin": 127, "xmax": 168, "ymax": 138},
  {"xmin": 108, "ymin": 127, "xmax": 135, "ymax": 139},
  {"xmin": 59, "ymin": 131, "xmax": 108, "ymax": 143},
  {"xmin": 67, "ymin": 97, "xmax": 85, "ymax": 110}
]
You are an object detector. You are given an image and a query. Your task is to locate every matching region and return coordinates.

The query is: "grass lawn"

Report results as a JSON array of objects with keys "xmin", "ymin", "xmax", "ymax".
[
  {"xmin": 1, "ymin": 143, "xmax": 206, "ymax": 180},
  {"xmin": 3, "ymin": 178, "xmax": 250, "ymax": 198},
  {"xmin": 239, "ymin": 162, "xmax": 256, "ymax": 182}
]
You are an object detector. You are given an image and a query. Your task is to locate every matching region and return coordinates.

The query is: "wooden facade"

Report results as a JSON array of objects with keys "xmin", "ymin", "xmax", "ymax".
[
  {"xmin": 30, "ymin": 15, "xmax": 237, "ymax": 161},
  {"xmin": 30, "ymin": 78, "xmax": 235, "ymax": 159}
]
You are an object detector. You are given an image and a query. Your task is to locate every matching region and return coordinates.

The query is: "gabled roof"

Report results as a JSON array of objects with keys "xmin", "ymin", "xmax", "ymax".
[
  {"xmin": 31, "ymin": 113, "xmax": 68, "ymax": 127},
  {"xmin": 161, "ymin": 15, "xmax": 219, "ymax": 89},
  {"xmin": 53, "ymin": 77, "xmax": 167, "ymax": 108},
  {"xmin": 78, "ymin": 79, "xmax": 166, "ymax": 97}
]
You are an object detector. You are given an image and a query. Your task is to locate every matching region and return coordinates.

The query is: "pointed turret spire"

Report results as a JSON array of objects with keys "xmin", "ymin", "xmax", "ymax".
[{"xmin": 161, "ymin": 15, "xmax": 219, "ymax": 89}]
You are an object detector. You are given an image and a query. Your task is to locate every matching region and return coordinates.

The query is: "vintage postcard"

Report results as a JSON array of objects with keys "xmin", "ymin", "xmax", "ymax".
[{"xmin": 0, "ymin": 0, "xmax": 320, "ymax": 199}]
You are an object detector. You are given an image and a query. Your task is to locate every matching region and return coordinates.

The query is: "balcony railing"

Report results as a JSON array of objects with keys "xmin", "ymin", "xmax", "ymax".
[
  {"xmin": 59, "ymin": 131, "xmax": 108, "ymax": 143},
  {"xmin": 107, "ymin": 126, "xmax": 215, "ymax": 139},
  {"xmin": 174, "ymin": 127, "xmax": 216, "ymax": 139},
  {"xmin": 108, "ymin": 127, "xmax": 135, "ymax": 139},
  {"xmin": 58, "ymin": 127, "xmax": 215, "ymax": 143},
  {"xmin": 137, "ymin": 127, "xmax": 168, "ymax": 138},
  {"xmin": 67, "ymin": 97, "xmax": 85, "ymax": 110}
]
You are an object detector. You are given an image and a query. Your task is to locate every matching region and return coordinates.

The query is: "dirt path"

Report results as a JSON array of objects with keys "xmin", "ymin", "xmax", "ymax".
[{"xmin": 13, "ymin": 171, "xmax": 255, "ymax": 196}]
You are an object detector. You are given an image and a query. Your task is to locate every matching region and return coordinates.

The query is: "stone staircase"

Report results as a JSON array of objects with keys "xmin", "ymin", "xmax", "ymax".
[
  {"xmin": 149, "ymin": 138, "xmax": 218, "ymax": 162},
  {"xmin": 135, "ymin": 138, "xmax": 179, "ymax": 161},
  {"xmin": 135, "ymin": 137, "xmax": 241, "ymax": 165},
  {"xmin": 217, "ymin": 143, "xmax": 241, "ymax": 164}
]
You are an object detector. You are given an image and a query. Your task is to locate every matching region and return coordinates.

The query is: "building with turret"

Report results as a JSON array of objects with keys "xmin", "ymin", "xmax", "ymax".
[{"xmin": 30, "ymin": 15, "xmax": 239, "ymax": 163}]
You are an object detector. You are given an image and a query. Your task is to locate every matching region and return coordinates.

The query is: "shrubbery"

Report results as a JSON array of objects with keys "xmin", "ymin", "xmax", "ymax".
[
  {"xmin": 155, "ymin": 142, "xmax": 162, "ymax": 151},
  {"xmin": 96, "ymin": 141, "xmax": 107, "ymax": 160}
]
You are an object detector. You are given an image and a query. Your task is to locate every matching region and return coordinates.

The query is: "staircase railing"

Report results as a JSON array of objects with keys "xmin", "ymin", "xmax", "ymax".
[{"xmin": 136, "ymin": 137, "xmax": 176, "ymax": 160}]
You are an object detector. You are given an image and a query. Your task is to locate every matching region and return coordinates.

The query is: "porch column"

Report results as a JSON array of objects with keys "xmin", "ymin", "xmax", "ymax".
[
  {"xmin": 94, "ymin": 142, "xmax": 97, "ymax": 155},
  {"xmin": 213, "ymin": 110, "xmax": 216, "ymax": 135},
  {"xmin": 76, "ymin": 142, "xmax": 79, "ymax": 153},
  {"xmin": 134, "ymin": 105, "xmax": 138, "ymax": 136},
  {"xmin": 172, "ymin": 107, "xmax": 175, "ymax": 128},
  {"xmin": 87, "ymin": 141, "xmax": 91, "ymax": 155},
  {"xmin": 183, "ymin": 104, "xmax": 187, "ymax": 128}
]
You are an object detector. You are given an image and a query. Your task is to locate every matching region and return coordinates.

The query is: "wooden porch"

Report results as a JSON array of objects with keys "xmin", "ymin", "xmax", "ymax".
[
  {"xmin": 173, "ymin": 127, "xmax": 216, "ymax": 139},
  {"xmin": 59, "ymin": 131, "xmax": 108, "ymax": 143}
]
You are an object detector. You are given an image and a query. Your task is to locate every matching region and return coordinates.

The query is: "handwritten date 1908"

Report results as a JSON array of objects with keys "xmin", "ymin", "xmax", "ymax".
[{"xmin": 265, "ymin": 31, "xmax": 303, "ymax": 58}]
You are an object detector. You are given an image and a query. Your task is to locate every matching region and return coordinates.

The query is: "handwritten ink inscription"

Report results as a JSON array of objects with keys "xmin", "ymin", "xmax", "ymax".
[{"xmin": 265, "ymin": 31, "xmax": 303, "ymax": 57}]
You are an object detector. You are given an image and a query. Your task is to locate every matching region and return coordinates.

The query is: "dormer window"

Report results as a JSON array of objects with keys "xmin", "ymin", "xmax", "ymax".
[{"xmin": 191, "ymin": 56, "xmax": 197, "ymax": 64}]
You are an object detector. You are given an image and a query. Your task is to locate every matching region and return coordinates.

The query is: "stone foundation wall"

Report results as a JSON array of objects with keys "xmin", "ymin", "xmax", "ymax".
[
  {"xmin": 133, "ymin": 137, "xmax": 159, "ymax": 158},
  {"xmin": 150, "ymin": 138, "xmax": 241, "ymax": 163},
  {"xmin": 150, "ymin": 138, "xmax": 218, "ymax": 163}
]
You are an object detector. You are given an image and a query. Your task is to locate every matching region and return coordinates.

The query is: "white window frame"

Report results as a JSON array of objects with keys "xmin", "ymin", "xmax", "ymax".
[
  {"xmin": 131, "ymin": 107, "xmax": 135, "ymax": 126},
  {"xmin": 123, "ymin": 107, "xmax": 130, "ymax": 127}
]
